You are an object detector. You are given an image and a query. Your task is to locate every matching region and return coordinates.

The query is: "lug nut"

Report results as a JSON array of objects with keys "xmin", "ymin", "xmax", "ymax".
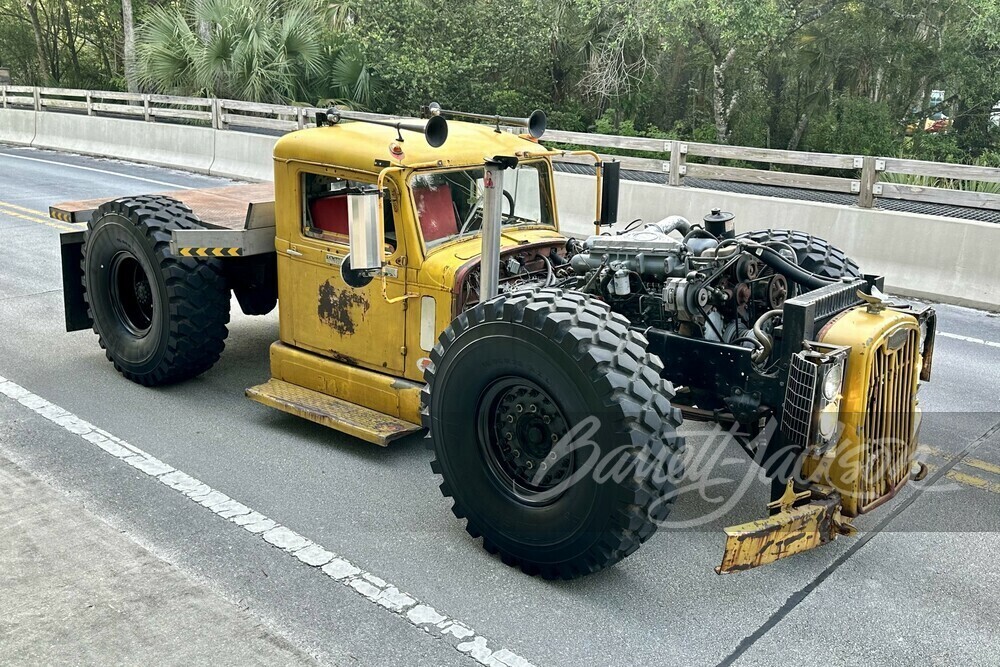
[
  {"xmin": 542, "ymin": 415, "xmax": 550, "ymax": 424},
  {"xmin": 528, "ymin": 405, "xmax": 537, "ymax": 413},
  {"xmin": 506, "ymin": 415, "xmax": 514, "ymax": 423}
]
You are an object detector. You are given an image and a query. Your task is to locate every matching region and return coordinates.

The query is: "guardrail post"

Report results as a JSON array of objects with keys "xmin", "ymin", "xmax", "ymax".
[
  {"xmin": 667, "ymin": 141, "xmax": 687, "ymax": 187},
  {"xmin": 1, "ymin": 86, "xmax": 6, "ymax": 109},
  {"xmin": 143, "ymin": 94, "xmax": 151, "ymax": 122},
  {"xmin": 296, "ymin": 107, "xmax": 305, "ymax": 130},
  {"xmin": 211, "ymin": 98, "xmax": 227, "ymax": 130},
  {"xmin": 86, "ymin": 91, "xmax": 93, "ymax": 115},
  {"xmin": 33, "ymin": 87, "xmax": 41, "ymax": 112},
  {"xmin": 859, "ymin": 156, "xmax": 878, "ymax": 208}
]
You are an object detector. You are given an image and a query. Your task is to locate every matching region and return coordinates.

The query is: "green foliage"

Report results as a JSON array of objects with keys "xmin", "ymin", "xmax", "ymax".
[
  {"xmin": 807, "ymin": 97, "xmax": 899, "ymax": 156},
  {"xmin": 349, "ymin": 0, "xmax": 550, "ymax": 115},
  {"xmin": 901, "ymin": 134, "xmax": 965, "ymax": 164},
  {"xmin": 137, "ymin": 0, "xmax": 329, "ymax": 103},
  {"xmin": 1, "ymin": 0, "xmax": 997, "ymax": 163}
]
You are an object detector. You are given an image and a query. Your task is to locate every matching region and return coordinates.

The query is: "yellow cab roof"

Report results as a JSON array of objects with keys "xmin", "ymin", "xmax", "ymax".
[{"xmin": 273, "ymin": 118, "xmax": 549, "ymax": 175}]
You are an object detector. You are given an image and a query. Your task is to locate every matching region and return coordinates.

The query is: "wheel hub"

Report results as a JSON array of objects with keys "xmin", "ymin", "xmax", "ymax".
[
  {"xmin": 109, "ymin": 251, "xmax": 154, "ymax": 336},
  {"xmin": 480, "ymin": 379, "xmax": 572, "ymax": 496}
]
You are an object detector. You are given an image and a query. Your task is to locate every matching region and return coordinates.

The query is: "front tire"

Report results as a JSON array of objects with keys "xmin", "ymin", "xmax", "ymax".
[
  {"xmin": 422, "ymin": 288, "xmax": 684, "ymax": 579},
  {"xmin": 82, "ymin": 195, "xmax": 230, "ymax": 386}
]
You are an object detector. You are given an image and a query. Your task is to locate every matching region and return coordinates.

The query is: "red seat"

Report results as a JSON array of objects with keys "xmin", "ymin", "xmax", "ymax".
[
  {"xmin": 412, "ymin": 184, "xmax": 458, "ymax": 242},
  {"xmin": 310, "ymin": 195, "xmax": 349, "ymax": 236}
]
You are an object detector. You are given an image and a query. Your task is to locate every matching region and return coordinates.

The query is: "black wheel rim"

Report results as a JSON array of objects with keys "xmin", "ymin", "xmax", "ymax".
[
  {"xmin": 476, "ymin": 377, "xmax": 572, "ymax": 505},
  {"xmin": 109, "ymin": 251, "xmax": 154, "ymax": 336}
]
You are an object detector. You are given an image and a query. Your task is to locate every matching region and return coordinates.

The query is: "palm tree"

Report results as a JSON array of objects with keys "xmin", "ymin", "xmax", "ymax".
[{"xmin": 137, "ymin": 0, "xmax": 328, "ymax": 103}]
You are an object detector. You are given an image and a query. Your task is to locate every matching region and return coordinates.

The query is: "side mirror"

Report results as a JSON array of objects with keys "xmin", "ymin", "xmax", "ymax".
[
  {"xmin": 598, "ymin": 160, "xmax": 620, "ymax": 228},
  {"xmin": 347, "ymin": 192, "xmax": 384, "ymax": 272}
]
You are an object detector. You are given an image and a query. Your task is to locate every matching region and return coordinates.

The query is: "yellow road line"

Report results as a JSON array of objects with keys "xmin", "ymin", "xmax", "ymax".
[
  {"xmin": 0, "ymin": 200, "xmax": 48, "ymax": 216},
  {"xmin": 923, "ymin": 462, "xmax": 1000, "ymax": 494},
  {"xmin": 0, "ymin": 201, "xmax": 75, "ymax": 232},
  {"xmin": 920, "ymin": 444, "xmax": 1000, "ymax": 477}
]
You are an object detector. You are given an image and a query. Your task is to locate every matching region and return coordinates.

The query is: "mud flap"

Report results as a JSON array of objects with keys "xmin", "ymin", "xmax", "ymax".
[
  {"xmin": 60, "ymin": 230, "xmax": 92, "ymax": 332},
  {"xmin": 716, "ymin": 484, "xmax": 854, "ymax": 574}
]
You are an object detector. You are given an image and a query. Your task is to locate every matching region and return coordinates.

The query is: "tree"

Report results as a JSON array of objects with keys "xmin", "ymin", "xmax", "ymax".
[
  {"xmin": 659, "ymin": 0, "xmax": 843, "ymax": 144},
  {"xmin": 122, "ymin": 0, "xmax": 138, "ymax": 93},
  {"xmin": 24, "ymin": 0, "xmax": 52, "ymax": 84},
  {"xmin": 137, "ymin": 0, "xmax": 327, "ymax": 103}
]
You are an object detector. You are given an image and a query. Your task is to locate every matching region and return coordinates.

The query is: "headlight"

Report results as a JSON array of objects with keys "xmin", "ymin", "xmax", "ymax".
[
  {"xmin": 822, "ymin": 363, "xmax": 843, "ymax": 400},
  {"xmin": 817, "ymin": 403, "xmax": 841, "ymax": 440}
]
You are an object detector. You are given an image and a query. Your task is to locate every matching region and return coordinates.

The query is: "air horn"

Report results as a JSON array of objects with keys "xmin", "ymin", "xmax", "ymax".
[
  {"xmin": 315, "ymin": 107, "xmax": 449, "ymax": 148},
  {"xmin": 421, "ymin": 102, "xmax": 546, "ymax": 139}
]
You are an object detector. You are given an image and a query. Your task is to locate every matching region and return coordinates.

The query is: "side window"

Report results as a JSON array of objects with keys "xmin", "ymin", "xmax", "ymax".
[{"xmin": 301, "ymin": 172, "xmax": 397, "ymax": 249}]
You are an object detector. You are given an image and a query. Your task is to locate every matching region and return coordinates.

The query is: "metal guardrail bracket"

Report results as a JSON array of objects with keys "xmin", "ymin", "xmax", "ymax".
[
  {"xmin": 679, "ymin": 165, "xmax": 687, "ymax": 175},
  {"xmin": 875, "ymin": 159, "xmax": 886, "ymax": 171},
  {"xmin": 850, "ymin": 181, "xmax": 861, "ymax": 193},
  {"xmin": 679, "ymin": 143, "xmax": 689, "ymax": 154},
  {"xmin": 853, "ymin": 157, "xmax": 864, "ymax": 169},
  {"xmin": 872, "ymin": 184, "xmax": 883, "ymax": 195},
  {"xmin": 662, "ymin": 162, "xmax": 670, "ymax": 172}
]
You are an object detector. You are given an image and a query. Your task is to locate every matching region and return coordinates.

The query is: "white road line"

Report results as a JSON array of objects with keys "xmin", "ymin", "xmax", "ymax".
[
  {"xmin": 0, "ymin": 151, "xmax": 193, "ymax": 190},
  {"xmin": 0, "ymin": 375, "xmax": 535, "ymax": 667},
  {"xmin": 938, "ymin": 331, "xmax": 1000, "ymax": 349}
]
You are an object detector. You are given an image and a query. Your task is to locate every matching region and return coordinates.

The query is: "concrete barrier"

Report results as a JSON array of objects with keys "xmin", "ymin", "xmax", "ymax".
[
  {"xmin": 0, "ymin": 108, "xmax": 37, "ymax": 145},
  {"xmin": 6, "ymin": 107, "xmax": 995, "ymax": 309},
  {"xmin": 210, "ymin": 131, "xmax": 277, "ymax": 181},
  {"xmin": 32, "ymin": 113, "xmax": 215, "ymax": 173},
  {"xmin": 555, "ymin": 173, "xmax": 999, "ymax": 310}
]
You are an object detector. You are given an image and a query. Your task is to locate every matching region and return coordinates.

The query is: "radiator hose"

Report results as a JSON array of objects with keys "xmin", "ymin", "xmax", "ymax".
[{"xmin": 751, "ymin": 244, "xmax": 835, "ymax": 291}]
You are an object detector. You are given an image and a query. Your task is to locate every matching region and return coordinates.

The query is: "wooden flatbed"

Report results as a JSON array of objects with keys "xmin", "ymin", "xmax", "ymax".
[
  {"xmin": 51, "ymin": 183, "xmax": 277, "ymax": 257},
  {"xmin": 49, "ymin": 182, "xmax": 275, "ymax": 230}
]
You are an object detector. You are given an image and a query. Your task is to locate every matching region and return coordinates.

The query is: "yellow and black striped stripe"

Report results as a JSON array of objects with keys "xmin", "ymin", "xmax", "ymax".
[
  {"xmin": 49, "ymin": 208, "xmax": 74, "ymax": 223},
  {"xmin": 177, "ymin": 247, "xmax": 243, "ymax": 258}
]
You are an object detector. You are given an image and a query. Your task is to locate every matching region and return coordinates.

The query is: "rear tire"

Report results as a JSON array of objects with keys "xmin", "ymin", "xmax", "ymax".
[
  {"xmin": 422, "ymin": 288, "xmax": 684, "ymax": 579},
  {"xmin": 82, "ymin": 195, "xmax": 230, "ymax": 386},
  {"xmin": 737, "ymin": 229, "xmax": 861, "ymax": 280}
]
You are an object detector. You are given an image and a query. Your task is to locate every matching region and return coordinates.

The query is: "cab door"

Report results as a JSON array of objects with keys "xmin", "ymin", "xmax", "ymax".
[{"xmin": 276, "ymin": 165, "xmax": 408, "ymax": 375}]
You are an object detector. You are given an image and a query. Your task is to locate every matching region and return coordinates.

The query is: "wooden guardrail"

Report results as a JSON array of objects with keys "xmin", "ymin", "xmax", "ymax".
[{"xmin": 3, "ymin": 86, "xmax": 999, "ymax": 212}]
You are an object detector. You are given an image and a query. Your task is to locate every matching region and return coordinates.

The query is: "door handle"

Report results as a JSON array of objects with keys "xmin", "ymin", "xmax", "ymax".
[{"xmin": 286, "ymin": 248, "xmax": 303, "ymax": 257}]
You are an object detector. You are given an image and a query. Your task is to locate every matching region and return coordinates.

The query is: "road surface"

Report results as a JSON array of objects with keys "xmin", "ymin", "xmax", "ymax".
[{"xmin": 1, "ymin": 144, "xmax": 998, "ymax": 666}]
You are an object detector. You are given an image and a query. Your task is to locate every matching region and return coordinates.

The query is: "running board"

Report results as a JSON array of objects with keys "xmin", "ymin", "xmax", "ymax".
[{"xmin": 246, "ymin": 379, "xmax": 422, "ymax": 446}]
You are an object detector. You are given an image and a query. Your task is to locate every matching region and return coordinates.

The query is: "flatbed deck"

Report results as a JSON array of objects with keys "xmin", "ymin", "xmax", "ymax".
[{"xmin": 49, "ymin": 182, "xmax": 275, "ymax": 230}]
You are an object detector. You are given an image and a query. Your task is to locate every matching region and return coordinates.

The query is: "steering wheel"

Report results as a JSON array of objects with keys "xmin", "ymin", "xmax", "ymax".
[{"xmin": 460, "ymin": 190, "xmax": 515, "ymax": 234}]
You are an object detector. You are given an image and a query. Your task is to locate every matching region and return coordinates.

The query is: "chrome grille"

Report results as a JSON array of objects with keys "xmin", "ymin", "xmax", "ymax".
[
  {"xmin": 781, "ymin": 353, "xmax": 818, "ymax": 450},
  {"xmin": 858, "ymin": 327, "xmax": 920, "ymax": 510}
]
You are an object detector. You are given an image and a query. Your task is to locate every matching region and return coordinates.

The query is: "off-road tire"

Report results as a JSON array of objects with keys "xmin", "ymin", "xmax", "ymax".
[
  {"xmin": 422, "ymin": 287, "xmax": 685, "ymax": 579},
  {"xmin": 738, "ymin": 229, "xmax": 862, "ymax": 280},
  {"xmin": 82, "ymin": 195, "xmax": 230, "ymax": 386}
]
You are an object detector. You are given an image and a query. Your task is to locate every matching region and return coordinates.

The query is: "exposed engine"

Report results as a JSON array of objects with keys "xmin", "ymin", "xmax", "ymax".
[{"xmin": 559, "ymin": 211, "xmax": 831, "ymax": 363}]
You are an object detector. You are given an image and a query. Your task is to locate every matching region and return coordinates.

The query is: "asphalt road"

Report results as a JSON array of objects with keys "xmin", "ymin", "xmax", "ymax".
[{"xmin": 1, "ymin": 144, "xmax": 999, "ymax": 666}]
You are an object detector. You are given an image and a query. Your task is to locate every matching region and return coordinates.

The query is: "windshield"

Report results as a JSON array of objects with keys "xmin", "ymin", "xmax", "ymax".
[{"xmin": 410, "ymin": 161, "xmax": 555, "ymax": 249}]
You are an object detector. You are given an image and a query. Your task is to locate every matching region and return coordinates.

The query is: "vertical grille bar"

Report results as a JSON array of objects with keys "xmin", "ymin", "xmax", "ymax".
[{"xmin": 859, "ymin": 327, "xmax": 919, "ymax": 510}]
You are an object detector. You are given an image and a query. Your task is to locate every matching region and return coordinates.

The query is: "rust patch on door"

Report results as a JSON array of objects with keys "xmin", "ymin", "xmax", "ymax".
[{"xmin": 318, "ymin": 280, "xmax": 370, "ymax": 336}]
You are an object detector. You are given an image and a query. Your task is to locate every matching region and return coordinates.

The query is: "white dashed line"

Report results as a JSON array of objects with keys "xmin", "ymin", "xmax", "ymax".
[
  {"xmin": 0, "ymin": 151, "xmax": 193, "ymax": 190},
  {"xmin": 0, "ymin": 374, "xmax": 535, "ymax": 667},
  {"xmin": 938, "ymin": 331, "xmax": 1000, "ymax": 350}
]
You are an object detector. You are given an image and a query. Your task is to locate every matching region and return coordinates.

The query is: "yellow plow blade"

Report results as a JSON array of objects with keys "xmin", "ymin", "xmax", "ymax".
[{"xmin": 716, "ymin": 497, "xmax": 847, "ymax": 574}]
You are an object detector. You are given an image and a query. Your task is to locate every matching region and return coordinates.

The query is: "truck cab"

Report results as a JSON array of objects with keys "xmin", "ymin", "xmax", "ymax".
[{"xmin": 269, "ymin": 122, "xmax": 566, "ymax": 386}]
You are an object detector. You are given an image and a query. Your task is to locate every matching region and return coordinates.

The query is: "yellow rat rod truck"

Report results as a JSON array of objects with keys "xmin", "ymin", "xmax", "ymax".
[{"xmin": 53, "ymin": 103, "xmax": 937, "ymax": 578}]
